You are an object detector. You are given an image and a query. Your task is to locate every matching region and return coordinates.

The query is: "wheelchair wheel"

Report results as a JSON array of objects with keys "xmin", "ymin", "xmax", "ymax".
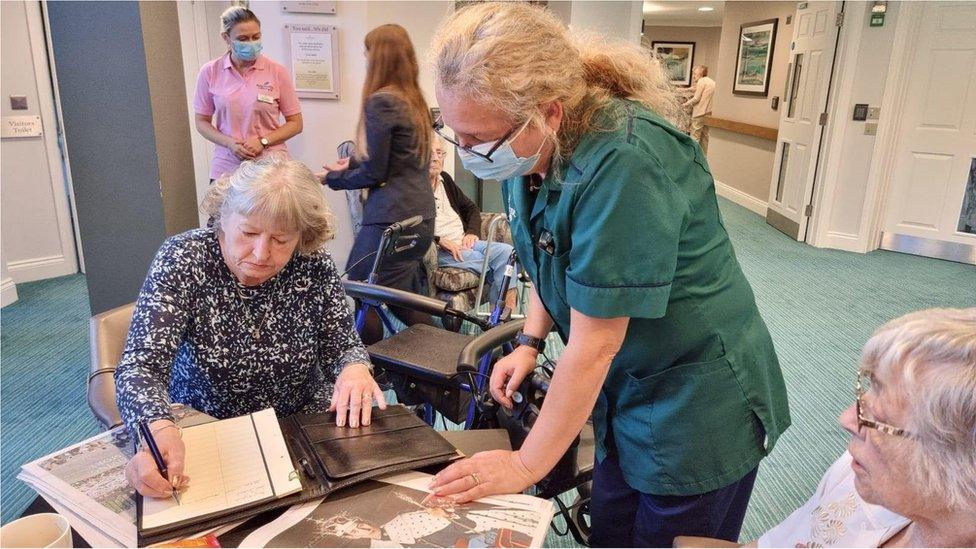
[{"xmin": 569, "ymin": 484, "xmax": 592, "ymax": 546}]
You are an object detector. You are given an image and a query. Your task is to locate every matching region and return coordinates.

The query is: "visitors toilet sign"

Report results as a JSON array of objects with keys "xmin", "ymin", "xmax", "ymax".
[{"xmin": 1, "ymin": 115, "xmax": 42, "ymax": 138}]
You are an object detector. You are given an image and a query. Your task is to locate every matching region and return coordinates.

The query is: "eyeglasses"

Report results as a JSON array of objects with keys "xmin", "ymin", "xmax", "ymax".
[
  {"xmin": 433, "ymin": 125, "xmax": 515, "ymax": 163},
  {"xmin": 855, "ymin": 372, "xmax": 912, "ymax": 438},
  {"xmin": 432, "ymin": 116, "xmax": 524, "ymax": 163}
]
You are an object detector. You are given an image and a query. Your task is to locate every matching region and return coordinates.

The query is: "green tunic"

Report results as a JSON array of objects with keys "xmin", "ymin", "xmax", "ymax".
[{"xmin": 501, "ymin": 99, "xmax": 790, "ymax": 496}]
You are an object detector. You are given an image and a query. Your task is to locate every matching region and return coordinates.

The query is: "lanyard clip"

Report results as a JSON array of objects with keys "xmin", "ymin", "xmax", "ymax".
[{"xmin": 537, "ymin": 230, "xmax": 555, "ymax": 256}]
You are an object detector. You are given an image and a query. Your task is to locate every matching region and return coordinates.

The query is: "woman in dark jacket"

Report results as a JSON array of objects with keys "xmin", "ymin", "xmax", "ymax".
[{"xmin": 320, "ymin": 24, "xmax": 435, "ymax": 343}]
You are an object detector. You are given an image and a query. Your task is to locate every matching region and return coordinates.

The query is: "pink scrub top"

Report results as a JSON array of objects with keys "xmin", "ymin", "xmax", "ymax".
[{"xmin": 193, "ymin": 52, "xmax": 302, "ymax": 179}]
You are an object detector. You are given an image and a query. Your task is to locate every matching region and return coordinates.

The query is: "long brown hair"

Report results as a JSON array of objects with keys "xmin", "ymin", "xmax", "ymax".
[{"xmin": 357, "ymin": 24, "xmax": 432, "ymax": 164}]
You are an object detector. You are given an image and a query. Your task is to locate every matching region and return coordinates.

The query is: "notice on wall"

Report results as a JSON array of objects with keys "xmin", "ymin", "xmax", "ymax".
[
  {"xmin": 1, "ymin": 115, "xmax": 42, "ymax": 138},
  {"xmin": 285, "ymin": 24, "xmax": 340, "ymax": 100},
  {"xmin": 280, "ymin": 1, "xmax": 337, "ymax": 14}
]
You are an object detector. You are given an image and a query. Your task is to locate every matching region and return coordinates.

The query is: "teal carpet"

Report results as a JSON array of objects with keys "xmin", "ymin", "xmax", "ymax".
[
  {"xmin": 0, "ymin": 275, "xmax": 98, "ymax": 524},
  {"xmin": 2, "ymin": 198, "xmax": 974, "ymax": 544}
]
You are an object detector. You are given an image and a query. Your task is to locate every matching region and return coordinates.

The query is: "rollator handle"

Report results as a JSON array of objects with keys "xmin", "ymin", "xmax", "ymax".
[{"xmin": 457, "ymin": 319, "xmax": 526, "ymax": 372}]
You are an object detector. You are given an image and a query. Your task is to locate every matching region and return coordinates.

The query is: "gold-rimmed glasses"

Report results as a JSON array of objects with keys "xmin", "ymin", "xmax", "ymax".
[{"xmin": 855, "ymin": 372, "xmax": 912, "ymax": 438}]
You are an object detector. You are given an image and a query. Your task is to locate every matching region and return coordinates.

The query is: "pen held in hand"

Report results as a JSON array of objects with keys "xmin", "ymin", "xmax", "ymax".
[{"xmin": 137, "ymin": 420, "xmax": 181, "ymax": 506}]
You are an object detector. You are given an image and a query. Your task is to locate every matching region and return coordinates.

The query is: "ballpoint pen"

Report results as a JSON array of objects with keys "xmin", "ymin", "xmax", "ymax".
[{"xmin": 137, "ymin": 420, "xmax": 181, "ymax": 505}]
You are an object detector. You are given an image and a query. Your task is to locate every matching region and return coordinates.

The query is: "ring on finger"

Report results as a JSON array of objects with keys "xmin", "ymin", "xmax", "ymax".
[
  {"xmin": 470, "ymin": 472, "xmax": 481, "ymax": 486},
  {"xmin": 362, "ymin": 392, "xmax": 372, "ymax": 401}
]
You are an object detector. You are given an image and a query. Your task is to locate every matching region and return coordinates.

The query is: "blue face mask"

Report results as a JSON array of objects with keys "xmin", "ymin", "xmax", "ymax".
[
  {"xmin": 232, "ymin": 40, "xmax": 263, "ymax": 61},
  {"xmin": 458, "ymin": 121, "xmax": 544, "ymax": 181}
]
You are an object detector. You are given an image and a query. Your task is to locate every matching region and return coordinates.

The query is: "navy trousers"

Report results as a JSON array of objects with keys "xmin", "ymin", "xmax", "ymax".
[{"xmin": 589, "ymin": 454, "xmax": 758, "ymax": 548}]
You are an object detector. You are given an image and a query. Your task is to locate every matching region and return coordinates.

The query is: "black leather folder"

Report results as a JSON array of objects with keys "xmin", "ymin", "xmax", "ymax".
[{"xmin": 137, "ymin": 405, "xmax": 460, "ymax": 546}]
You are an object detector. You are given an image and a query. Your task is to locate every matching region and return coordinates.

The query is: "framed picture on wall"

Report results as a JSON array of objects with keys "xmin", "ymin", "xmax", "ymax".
[
  {"xmin": 733, "ymin": 18, "xmax": 778, "ymax": 96},
  {"xmin": 651, "ymin": 41, "xmax": 696, "ymax": 87}
]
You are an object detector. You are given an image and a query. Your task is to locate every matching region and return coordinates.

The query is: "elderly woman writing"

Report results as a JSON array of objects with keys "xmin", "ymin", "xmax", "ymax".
[
  {"xmin": 115, "ymin": 157, "xmax": 383, "ymax": 499},
  {"xmin": 682, "ymin": 307, "xmax": 976, "ymax": 548}
]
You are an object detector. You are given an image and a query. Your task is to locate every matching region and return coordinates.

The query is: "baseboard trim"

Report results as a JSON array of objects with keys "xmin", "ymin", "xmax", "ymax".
[
  {"xmin": 6, "ymin": 254, "xmax": 75, "ymax": 284},
  {"xmin": 714, "ymin": 180, "xmax": 768, "ymax": 216},
  {"xmin": 1, "ymin": 277, "xmax": 18, "ymax": 307}
]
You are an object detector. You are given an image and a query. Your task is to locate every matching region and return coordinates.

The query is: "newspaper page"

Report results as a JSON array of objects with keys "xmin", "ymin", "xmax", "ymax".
[{"xmin": 240, "ymin": 471, "xmax": 554, "ymax": 548}]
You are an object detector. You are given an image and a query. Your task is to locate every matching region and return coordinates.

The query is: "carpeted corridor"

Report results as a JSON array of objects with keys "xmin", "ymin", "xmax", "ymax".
[{"xmin": 2, "ymin": 197, "xmax": 974, "ymax": 544}]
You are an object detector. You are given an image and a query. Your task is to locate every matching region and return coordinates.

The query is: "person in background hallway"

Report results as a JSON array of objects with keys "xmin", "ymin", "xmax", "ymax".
[
  {"xmin": 318, "ymin": 24, "xmax": 436, "ymax": 345},
  {"xmin": 682, "ymin": 65, "xmax": 715, "ymax": 153},
  {"xmin": 429, "ymin": 134, "xmax": 519, "ymax": 314},
  {"xmin": 427, "ymin": 4, "xmax": 789, "ymax": 547},
  {"xmin": 193, "ymin": 6, "xmax": 302, "ymax": 183}
]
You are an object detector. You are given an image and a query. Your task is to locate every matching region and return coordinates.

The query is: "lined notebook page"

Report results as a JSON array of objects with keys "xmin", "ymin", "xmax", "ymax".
[{"xmin": 142, "ymin": 412, "xmax": 280, "ymax": 529}]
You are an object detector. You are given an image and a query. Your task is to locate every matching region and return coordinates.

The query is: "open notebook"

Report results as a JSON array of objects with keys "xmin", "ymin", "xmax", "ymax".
[
  {"xmin": 136, "ymin": 404, "xmax": 461, "ymax": 546},
  {"xmin": 141, "ymin": 408, "xmax": 301, "ymax": 530}
]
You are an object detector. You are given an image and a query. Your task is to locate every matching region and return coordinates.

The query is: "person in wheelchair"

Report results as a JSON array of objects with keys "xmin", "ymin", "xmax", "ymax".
[
  {"xmin": 430, "ymin": 134, "xmax": 518, "ymax": 315},
  {"xmin": 427, "ymin": 4, "xmax": 790, "ymax": 547},
  {"xmin": 115, "ymin": 157, "xmax": 384, "ymax": 499}
]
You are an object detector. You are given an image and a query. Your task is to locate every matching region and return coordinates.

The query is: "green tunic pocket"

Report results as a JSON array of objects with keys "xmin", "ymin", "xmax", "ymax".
[{"xmin": 611, "ymin": 354, "xmax": 766, "ymax": 494}]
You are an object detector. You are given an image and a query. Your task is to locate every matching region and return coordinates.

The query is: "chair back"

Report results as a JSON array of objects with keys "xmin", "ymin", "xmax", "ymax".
[{"xmin": 87, "ymin": 302, "xmax": 135, "ymax": 429}]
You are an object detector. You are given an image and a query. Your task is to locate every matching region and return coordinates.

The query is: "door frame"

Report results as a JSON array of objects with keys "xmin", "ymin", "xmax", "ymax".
[
  {"xmin": 808, "ymin": 1, "xmax": 926, "ymax": 253},
  {"xmin": 25, "ymin": 0, "xmax": 81, "ymax": 276}
]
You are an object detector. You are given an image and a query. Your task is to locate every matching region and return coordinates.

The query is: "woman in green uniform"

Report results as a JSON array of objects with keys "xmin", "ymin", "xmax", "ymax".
[{"xmin": 427, "ymin": 4, "xmax": 790, "ymax": 547}]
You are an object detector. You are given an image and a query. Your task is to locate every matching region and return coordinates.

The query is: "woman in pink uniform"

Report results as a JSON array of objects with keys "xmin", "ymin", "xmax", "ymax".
[{"xmin": 194, "ymin": 6, "xmax": 303, "ymax": 181}]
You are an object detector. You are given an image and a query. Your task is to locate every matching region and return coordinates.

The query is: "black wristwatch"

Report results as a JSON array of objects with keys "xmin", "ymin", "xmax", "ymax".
[{"xmin": 515, "ymin": 331, "xmax": 546, "ymax": 353}]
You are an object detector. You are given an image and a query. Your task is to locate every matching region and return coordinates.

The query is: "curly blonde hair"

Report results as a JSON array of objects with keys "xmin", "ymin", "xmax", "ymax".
[
  {"xmin": 430, "ymin": 2, "xmax": 679, "ymax": 177},
  {"xmin": 861, "ymin": 307, "xmax": 976, "ymax": 510},
  {"xmin": 201, "ymin": 156, "xmax": 336, "ymax": 254}
]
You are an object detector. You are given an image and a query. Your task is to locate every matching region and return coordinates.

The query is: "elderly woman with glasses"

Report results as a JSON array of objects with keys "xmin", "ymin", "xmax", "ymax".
[
  {"xmin": 116, "ymin": 157, "xmax": 384, "ymax": 499},
  {"xmin": 682, "ymin": 307, "xmax": 976, "ymax": 548}
]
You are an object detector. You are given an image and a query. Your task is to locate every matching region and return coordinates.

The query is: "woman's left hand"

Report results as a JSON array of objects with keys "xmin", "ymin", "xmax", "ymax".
[
  {"xmin": 428, "ymin": 450, "xmax": 536, "ymax": 503},
  {"xmin": 321, "ymin": 158, "xmax": 350, "ymax": 175},
  {"xmin": 461, "ymin": 234, "xmax": 479, "ymax": 249},
  {"xmin": 330, "ymin": 363, "xmax": 387, "ymax": 428}
]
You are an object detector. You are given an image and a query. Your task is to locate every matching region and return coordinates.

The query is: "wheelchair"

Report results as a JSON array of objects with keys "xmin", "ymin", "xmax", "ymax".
[{"xmin": 343, "ymin": 216, "xmax": 594, "ymax": 545}]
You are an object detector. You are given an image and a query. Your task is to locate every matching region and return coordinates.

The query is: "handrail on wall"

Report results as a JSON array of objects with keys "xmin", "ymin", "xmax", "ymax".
[{"xmin": 703, "ymin": 116, "xmax": 778, "ymax": 141}]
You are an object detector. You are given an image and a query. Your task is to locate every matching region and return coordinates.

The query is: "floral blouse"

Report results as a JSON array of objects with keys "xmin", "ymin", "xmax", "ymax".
[
  {"xmin": 758, "ymin": 452, "xmax": 909, "ymax": 547},
  {"xmin": 115, "ymin": 228, "xmax": 370, "ymax": 435}
]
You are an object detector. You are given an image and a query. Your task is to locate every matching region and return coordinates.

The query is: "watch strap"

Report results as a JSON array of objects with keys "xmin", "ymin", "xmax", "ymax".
[{"xmin": 515, "ymin": 331, "xmax": 546, "ymax": 353}]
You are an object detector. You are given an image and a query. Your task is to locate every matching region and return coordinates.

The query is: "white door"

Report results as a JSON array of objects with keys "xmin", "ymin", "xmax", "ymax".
[
  {"xmin": 880, "ymin": 2, "xmax": 976, "ymax": 265},
  {"xmin": 766, "ymin": 1, "xmax": 843, "ymax": 241}
]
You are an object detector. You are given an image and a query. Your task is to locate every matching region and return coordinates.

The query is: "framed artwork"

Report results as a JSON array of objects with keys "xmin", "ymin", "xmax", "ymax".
[
  {"xmin": 652, "ymin": 41, "xmax": 696, "ymax": 87},
  {"xmin": 733, "ymin": 18, "xmax": 779, "ymax": 96}
]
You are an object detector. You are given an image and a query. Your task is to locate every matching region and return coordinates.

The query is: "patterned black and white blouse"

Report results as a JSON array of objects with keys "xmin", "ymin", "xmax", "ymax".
[{"xmin": 115, "ymin": 228, "xmax": 370, "ymax": 435}]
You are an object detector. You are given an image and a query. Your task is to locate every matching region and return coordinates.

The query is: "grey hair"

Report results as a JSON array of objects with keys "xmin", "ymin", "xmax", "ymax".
[
  {"xmin": 220, "ymin": 6, "xmax": 260, "ymax": 36},
  {"xmin": 201, "ymin": 156, "xmax": 336, "ymax": 254},
  {"xmin": 861, "ymin": 307, "xmax": 976, "ymax": 510}
]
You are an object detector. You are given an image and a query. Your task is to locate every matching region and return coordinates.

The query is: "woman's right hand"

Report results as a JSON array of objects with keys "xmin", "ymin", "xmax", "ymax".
[
  {"xmin": 230, "ymin": 141, "xmax": 257, "ymax": 161},
  {"xmin": 124, "ymin": 420, "xmax": 190, "ymax": 498},
  {"xmin": 490, "ymin": 346, "xmax": 539, "ymax": 409}
]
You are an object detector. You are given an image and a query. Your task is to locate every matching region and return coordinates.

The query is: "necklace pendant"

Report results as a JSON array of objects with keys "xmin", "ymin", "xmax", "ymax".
[{"xmin": 252, "ymin": 328, "xmax": 261, "ymax": 340}]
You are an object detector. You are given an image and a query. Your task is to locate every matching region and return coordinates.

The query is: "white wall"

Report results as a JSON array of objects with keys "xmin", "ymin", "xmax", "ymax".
[
  {"xmin": 0, "ymin": 0, "xmax": 78, "ymax": 283},
  {"xmin": 181, "ymin": 0, "xmax": 456, "ymax": 271},
  {"xmin": 551, "ymin": 1, "xmax": 644, "ymax": 43}
]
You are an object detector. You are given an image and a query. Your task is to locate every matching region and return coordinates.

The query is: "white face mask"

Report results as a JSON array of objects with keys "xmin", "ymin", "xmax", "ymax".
[{"xmin": 457, "ymin": 120, "xmax": 544, "ymax": 181}]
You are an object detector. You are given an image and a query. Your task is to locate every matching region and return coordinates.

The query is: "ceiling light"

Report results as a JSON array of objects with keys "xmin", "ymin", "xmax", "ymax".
[{"xmin": 698, "ymin": 6, "xmax": 715, "ymax": 11}]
